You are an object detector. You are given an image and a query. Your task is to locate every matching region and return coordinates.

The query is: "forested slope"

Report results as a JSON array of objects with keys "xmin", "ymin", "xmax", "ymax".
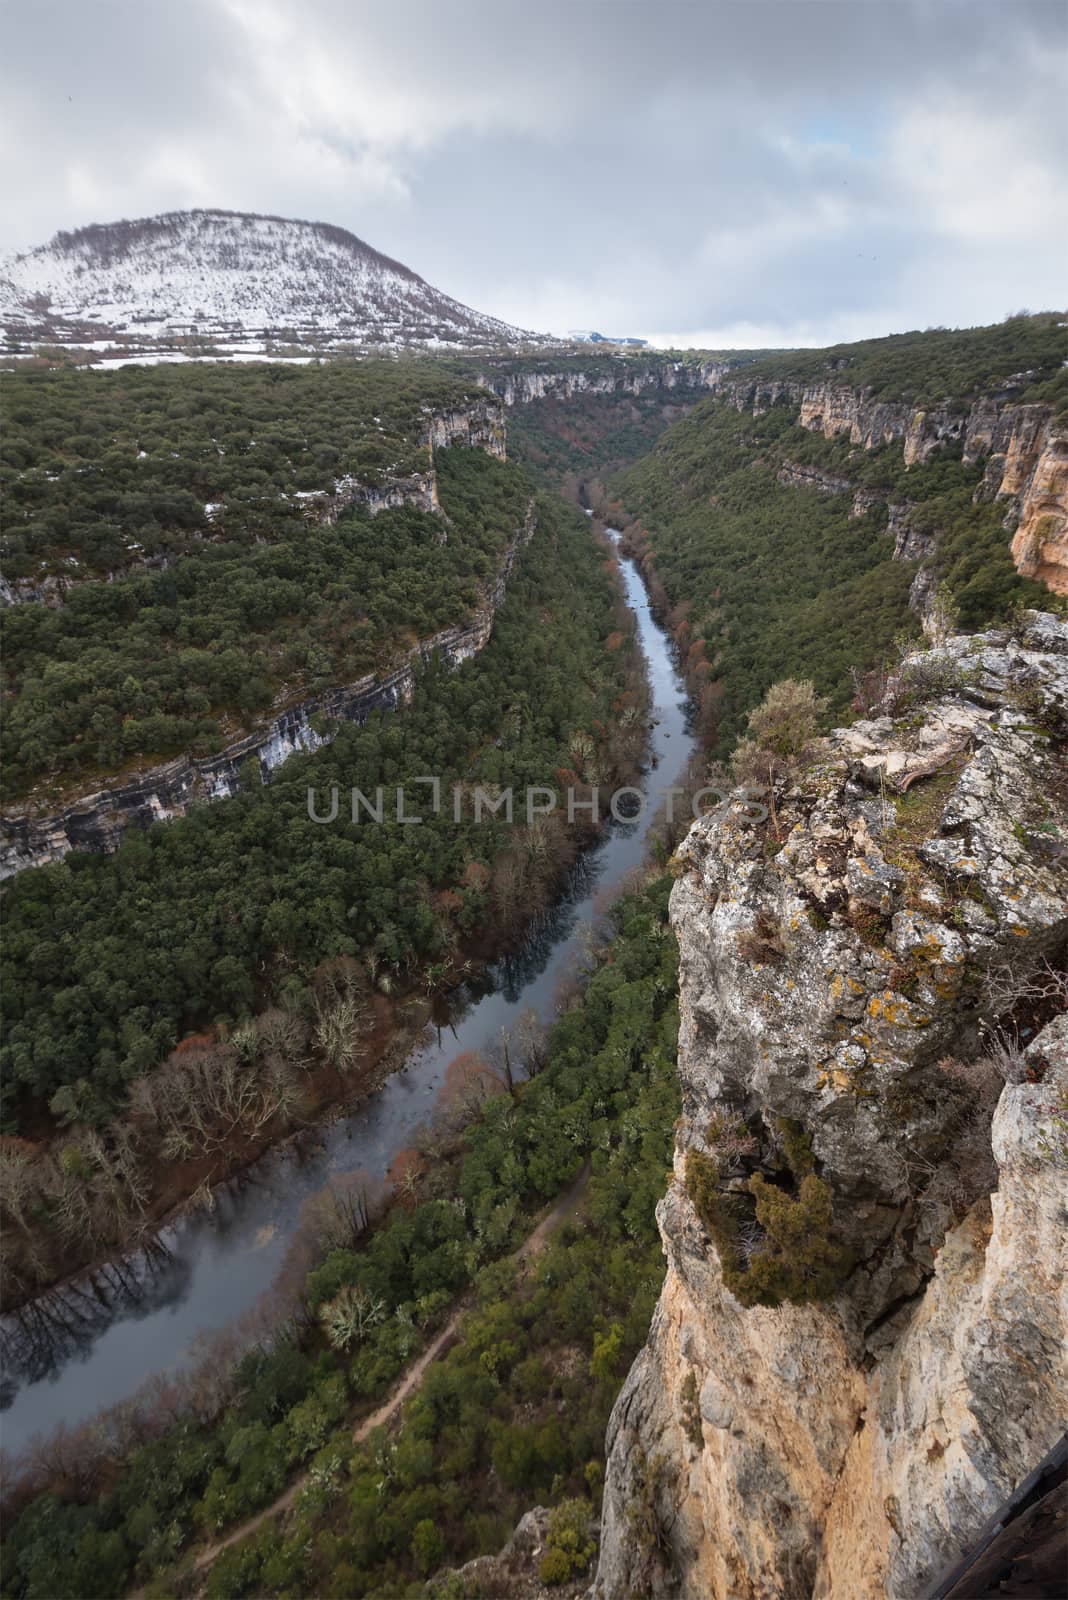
[
  {"xmin": 720, "ymin": 312, "xmax": 1065, "ymax": 410},
  {"xmin": 2, "ymin": 448, "xmax": 523, "ymax": 801},
  {"xmin": 1, "ymin": 360, "xmax": 488, "ymax": 583},
  {"xmin": 608, "ymin": 317, "xmax": 1064, "ymax": 751},
  {"xmin": 0, "ymin": 492, "xmax": 646, "ymax": 1293},
  {"xmin": 2, "ymin": 877, "xmax": 680, "ymax": 1600},
  {"xmin": 0, "ymin": 365, "xmax": 517, "ymax": 803}
]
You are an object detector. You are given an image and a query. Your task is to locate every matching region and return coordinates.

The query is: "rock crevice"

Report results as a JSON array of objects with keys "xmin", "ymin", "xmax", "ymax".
[{"xmin": 594, "ymin": 614, "xmax": 1068, "ymax": 1600}]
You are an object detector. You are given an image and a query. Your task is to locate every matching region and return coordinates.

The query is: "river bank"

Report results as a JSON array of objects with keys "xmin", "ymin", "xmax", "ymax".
[
  {"xmin": 0, "ymin": 532, "xmax": 697, "ymax": 1460},
  {"xmin": 1, "ymin": 802, "xmax": 608, "ymax": 1314},
  {"xmin": 1, "ymin": 506, "xmax": 650, "ymax": 1313}
]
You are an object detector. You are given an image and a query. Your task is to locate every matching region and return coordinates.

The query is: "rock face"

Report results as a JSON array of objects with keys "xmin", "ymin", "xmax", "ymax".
[
  {"xmin": 478, "ymin": 359, "xmax": 731, "ymax": 409},
  {"xmin": 0, "ymin": 500, "xmax": 537, "ymax": 878},
  {"xmin": 298, "ymin": 466, "xmax": 442, "ymax": 527},
  {"xmin": 712, "ymin": 374, "xmax": 1068, "ymax": 599},
  {"xmin": 776, "ymin": 460, "xmax": 854, "ymax": 496},
  {"xmin": 594, "ymin": 614, "xmax": 1068, "ymax": 1600},
  {"xmin": 1011, "ymin": 428, "xmax": 1068, "ymax": 596}
]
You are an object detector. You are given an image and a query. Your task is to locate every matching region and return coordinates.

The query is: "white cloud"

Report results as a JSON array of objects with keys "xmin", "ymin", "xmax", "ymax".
[
  {"xmin": 889, "ymin": 97, "xmax": 1068, "ymax": 245},
  {"xmin": 1, "ymin": 0, "xmax": 1065, "ymax": 343}
]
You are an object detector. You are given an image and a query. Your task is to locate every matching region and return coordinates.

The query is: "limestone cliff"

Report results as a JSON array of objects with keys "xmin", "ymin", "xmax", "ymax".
[
  {"xmin": 1011, "ymin": 427, "xmax": 1068, "ymax": 597},
  {"xmin": 478, "ymin": 358, "xmax": 730, "ymax": 409},
  {"xmin": 713, "ymin": 374, "xmax": 1068, "ymax": 599},
  {"xmin": 595, "ymin": 613, "xmax": 1068, "ymax": 1599},
  {"xmin": 776, "ymin": 461, "xmax": 854, "ymax": 497}
]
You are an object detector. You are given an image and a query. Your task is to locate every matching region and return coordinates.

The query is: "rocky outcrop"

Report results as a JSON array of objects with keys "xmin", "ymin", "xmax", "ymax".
[
  {"xmin": 297, "ymin": 467, "xmax": 440, "ymax": 526},
  {"xmin": 478, "ymin": 359, "xmax": 731, "ymax": 409},
  {"xmin": 443, "ymin": 1507, "xmax": 594, "ymax": 1598},
  {"xmin": 425, "ymin": 397, "xmax": 507, "ymax": 458},
  {"xmin": 775, "ymin": 460, "xmax": 853, "ymax": 496},
  {"xmin": 851, "ymin": 487, "xmax": 883, "ymax": 518},
  {"xmin": 595, "ymin": 614, "xmax": 1068, "ymax": 1600},
  {"xmin": 0, "ymin": 500, "xmax": 537, "ymax": 878},
  {"xmin": 1010, "ymin": 428, "xmax": 1068, "ymax": 596},
  {"xmin": 711, "ymin": 372, "xmax": 1067, "ymax": 598},
  {"xmin": 965, "ymin": 401, "xmax": 1052, "ymax": 494}
]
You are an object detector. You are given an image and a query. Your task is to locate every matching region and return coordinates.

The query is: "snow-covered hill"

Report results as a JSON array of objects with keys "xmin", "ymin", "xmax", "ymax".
[{"xmin": 0, "ymin": 209, "xmax": 542, "ymax": 355}]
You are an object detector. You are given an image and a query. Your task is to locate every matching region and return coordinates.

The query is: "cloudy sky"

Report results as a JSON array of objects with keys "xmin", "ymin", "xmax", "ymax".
[{"xmin": 2, "ymin": 0, "xmax": 1065, "ymax": 347}]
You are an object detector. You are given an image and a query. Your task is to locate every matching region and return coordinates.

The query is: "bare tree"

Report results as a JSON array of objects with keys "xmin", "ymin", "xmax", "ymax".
[{"xmin": 320, "ymin": 1284, "xmax": 386, "ymax": 1351}]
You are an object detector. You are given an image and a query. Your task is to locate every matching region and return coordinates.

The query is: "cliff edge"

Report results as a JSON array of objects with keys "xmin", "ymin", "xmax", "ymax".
[{"xmin": 595, "ymin": 613, "xmax": 1068, "ymax": 1599}]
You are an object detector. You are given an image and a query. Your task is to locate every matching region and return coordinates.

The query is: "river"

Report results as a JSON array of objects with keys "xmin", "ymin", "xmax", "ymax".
[{"xmin": 0, "ymin": 535, "xmax": 698, "ymax": 1458}]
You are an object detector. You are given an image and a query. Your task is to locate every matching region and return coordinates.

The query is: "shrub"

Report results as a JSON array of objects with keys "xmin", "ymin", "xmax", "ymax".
[
  {"xmin": 685, "ymin": 1117, "xmax": 852, "ymax": 1307},
  {"xmin": 411, "ymin": 1518, "xmax": 445, "ymax": 1577},
  {"xmin": 539, "ymin": 1545, "xmax": 574, "ymax": 1585},
  {"xmin": 731, "ymin": 679, "xmax": 829, "ymax": 837},
  {"xmin": 680, "ymin": 1369, "xmax": 703, "ymax": 1449},
  {"xmin": 589, "ymin": 1322, "xmax": 625, "ymax": 1384},
  {"xmin": 539, "ymin": 1497, "xmax": 597, "ymax": 1583},
  {"xmin": 737, "ymin": 1173, "xmax": 851, "ymax": 1305},
  {"xmin": 623, "ymin": 1449, "xmax": 674, "ymax": 1585}
]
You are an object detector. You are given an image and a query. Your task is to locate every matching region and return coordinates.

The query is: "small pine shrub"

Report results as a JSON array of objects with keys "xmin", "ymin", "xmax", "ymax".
[
  {"xmin": 539, "ymin": 1546, "xmax": 574, "ymax": 1585},
  {"xmin": 685, "ymin": 1117, "xmax": 852, "ymax": 1307},
  {"xmin": 735, "ymin": 1173, "xmax": 852, "ymax": 1306},
  {"xmin": 539, "ymin": 1498, "xmax": 597, "ymax": 1585}
]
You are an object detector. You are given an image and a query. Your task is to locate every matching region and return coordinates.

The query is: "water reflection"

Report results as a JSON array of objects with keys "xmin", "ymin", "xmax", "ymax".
[{"xmin": 0, "ymin": 538, "xmax": 697, "ymax": 1454}]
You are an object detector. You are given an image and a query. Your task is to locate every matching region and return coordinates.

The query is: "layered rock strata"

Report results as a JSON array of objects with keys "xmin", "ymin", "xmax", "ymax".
[{"xmin": 713, "ymin": 374, "xmax": 1067, "ymax": 596}]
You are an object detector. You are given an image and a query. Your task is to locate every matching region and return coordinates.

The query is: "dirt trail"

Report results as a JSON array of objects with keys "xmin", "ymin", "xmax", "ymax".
[{"xmin": 172, "ymin": 1162, "xmax": 590, "ymax": 1586}]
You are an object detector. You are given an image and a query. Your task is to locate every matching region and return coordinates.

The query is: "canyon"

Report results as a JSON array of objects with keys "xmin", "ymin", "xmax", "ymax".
[
  {"xmin": 5, "ymin": 355, "xmax": 1066, "ymax": 880},
  {"xmin": 2, "ymin": 329, "xmax": 1065, "ymax": 1597}
]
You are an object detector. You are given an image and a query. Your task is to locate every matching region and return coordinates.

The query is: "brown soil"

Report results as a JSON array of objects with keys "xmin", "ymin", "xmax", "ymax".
[{"xmin": 141, "ymin": 1163, "xmax": 592, "ymax": 1596}]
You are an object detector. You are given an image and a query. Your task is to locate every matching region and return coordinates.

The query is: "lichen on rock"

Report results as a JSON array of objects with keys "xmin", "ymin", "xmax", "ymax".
[{"xmin": 594, "ymin": 613, "xmax": 1068, "ymax": 1600}]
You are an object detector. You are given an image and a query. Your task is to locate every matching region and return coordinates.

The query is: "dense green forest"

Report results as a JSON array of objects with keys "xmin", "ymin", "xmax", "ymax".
[
  {"xmin": 506, "ymin": 390, "xmax": 695, "ymax": 491},
  {"xmin": 0, "ymin": 359, "xmax": 484, "ymax": 582},
  {"xmin": 2, "ymin": 449, "xmax": 526, "ymax": 800},
  {"xmin": 2, "ymin": 876, "xmax": 680, "ymax": 1600},
  {"xmin": 610, "ymin": 396, "xmax": 1054, "ymax": 749},
  {"xmin": 1, "ymin": 491, "xmax": 641, "ymax": 1129},
  {"xmin": 730, "ymin": 312, "xmax": 1066, "ymax": 410},
  {"xmin": 770, "ymin": 420, "xmax": 1056, "ymax": 626},
  {"xmin": 611, "ymin": 401, "xmax": 917, "ymax": 746}
]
